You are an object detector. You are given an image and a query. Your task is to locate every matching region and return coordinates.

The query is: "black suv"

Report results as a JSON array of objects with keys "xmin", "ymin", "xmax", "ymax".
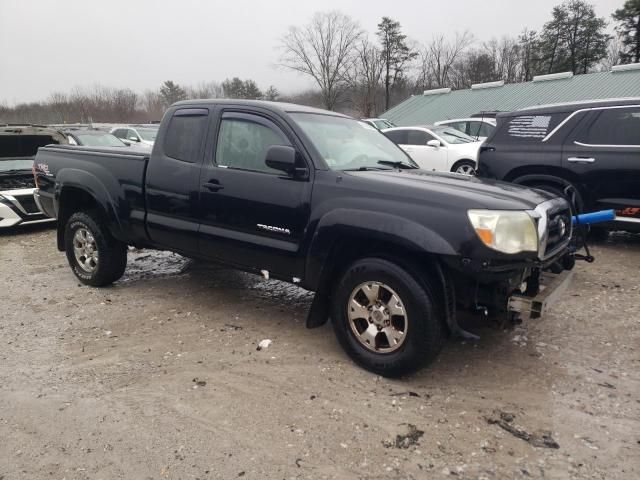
[{"xmin": 477, "ymin": 98, "xmax": 640, "ymax": 232}]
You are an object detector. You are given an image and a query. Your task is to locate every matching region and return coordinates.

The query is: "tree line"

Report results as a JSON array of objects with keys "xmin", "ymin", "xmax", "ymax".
[
  {"xmin": 1, "ymin": 0, "xmax": 638, "ymax": 124},
  {"xmin": 0, "ymin": 78, "xmax": 281, "ymax": 125},
  {"xmin": 280, "ymin": 0, "xmax": 640, "ymax": 115}
]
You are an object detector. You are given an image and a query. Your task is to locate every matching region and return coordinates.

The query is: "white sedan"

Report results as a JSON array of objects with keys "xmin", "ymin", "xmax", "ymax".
[{"xmin": 382, "ymin": 125, "xmax": 482, "ymax": 174}]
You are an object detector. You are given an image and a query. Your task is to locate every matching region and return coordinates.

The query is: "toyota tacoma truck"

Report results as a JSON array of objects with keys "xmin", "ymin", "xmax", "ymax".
[{"xmin": 34, "ymin": 100, "xmax": 575, "ymax": 376}]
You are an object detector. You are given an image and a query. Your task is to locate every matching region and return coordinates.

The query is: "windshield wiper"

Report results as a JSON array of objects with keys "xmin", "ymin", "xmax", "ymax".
[
  {"xmin": 342, "ymin": 166, "xmax": 391, "ymax": 171},
  {"xmin": 377, "ymin": 160, "xmax": 417, "ymax": 169}
]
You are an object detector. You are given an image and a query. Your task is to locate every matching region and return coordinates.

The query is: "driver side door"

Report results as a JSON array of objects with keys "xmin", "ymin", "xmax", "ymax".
[
  {"xmin": 401, "ymin": 129, "xmax": 447, "ymax": 171},
  {"xmin": 198, "ymin": 111, "xmax": 312, "ymax": 277}
]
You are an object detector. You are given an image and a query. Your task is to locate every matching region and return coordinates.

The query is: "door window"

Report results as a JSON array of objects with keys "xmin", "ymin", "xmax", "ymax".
[
  {"xmin": 215, "ymin": 114, "xmax": 290, "ymax": 174},
  {"xmin": 406, "ymin": 130, "xmax": 435, "ymax": 145},
  {"xmin": 581, "ymin": 107, "xmax": 640, "ymax": 146},
  {"xmin": 126, "ymin": 129, "xmax": 139, "ymax": 141},
  {"xmin": 383, "ymin": 129, "xmax": 408, "ymax": 145},
  {"xmin": 163, "ymin": 109, "xmax": 208, "ymax": 162},
  {"xmin": 477, "ymin": 122, "xmax": 495, "ymax": 137},
  {"xmin": 447, "ymin": 121, "xmax": 469, "ymax": 134}
]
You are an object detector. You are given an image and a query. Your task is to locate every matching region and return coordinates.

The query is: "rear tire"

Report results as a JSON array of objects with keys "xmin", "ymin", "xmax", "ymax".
[
  {"xmin": 65, "ymin": 211, "xmax": 127, "ymax": 287},
  {"xmin": 331, "ymin": 258, "xmax": 444, "ymax": 377},
  {"xmin": 451, "ymin": 159, "xmax": 476, "ymax": 175}
]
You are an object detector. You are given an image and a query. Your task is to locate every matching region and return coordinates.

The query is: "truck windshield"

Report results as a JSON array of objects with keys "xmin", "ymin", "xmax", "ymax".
[
  {"xmin": 291, "ymin": 113, "xmax": 417, "ymax": 171},
  {"xmin": 0, "ymin": 158, "xmax": 33, "ymax": 172},
  {"xmin": 76, "ymin": 133, "xmax": 126, "ymax": 147},
  {"xmin": 431, "ymin": 127, "xmax": 476, "ymax": 144},
  {"xmin": 137, "ymin": 128, "xmax": 158, "ymax": 141}
]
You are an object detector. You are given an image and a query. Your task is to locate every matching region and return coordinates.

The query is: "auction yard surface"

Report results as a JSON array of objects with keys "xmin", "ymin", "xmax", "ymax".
[{"xmin": 1, "ymin": 225, "xmax": 638, "ymax": 479}]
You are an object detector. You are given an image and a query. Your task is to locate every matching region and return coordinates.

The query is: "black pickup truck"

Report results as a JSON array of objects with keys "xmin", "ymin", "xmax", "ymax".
[{"xmin": 34, "ymin": 100, "xmax": 575, "ymax": 376}]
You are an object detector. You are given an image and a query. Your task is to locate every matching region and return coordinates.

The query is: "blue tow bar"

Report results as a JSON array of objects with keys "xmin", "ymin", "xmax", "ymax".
[{"xmin": 572, "ymin": 209, "xmax": 615, "ymax": 225}]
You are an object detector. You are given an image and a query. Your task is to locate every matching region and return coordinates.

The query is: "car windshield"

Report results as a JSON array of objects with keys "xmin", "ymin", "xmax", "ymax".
[
  {"xmin": 431, "ymin": 127, "xmax": 476, "ymax": 144},
  {"xmin": 291, "ymin": 113, "xmax": 417, "ymax": 171},
  {"xmin": 136, "ymin": 128, "xmax": 158, "ymax": 141},
  {"xmin": 0, "ymin": 158, "xmax": 33, "ymax": 173},
  {"xmin": 76, "ymin": 133, "xmax": 126, "ymax": 147},
  {"xmin": 374, "ymin": 119, "xmax": 395, "ymax": 129}
]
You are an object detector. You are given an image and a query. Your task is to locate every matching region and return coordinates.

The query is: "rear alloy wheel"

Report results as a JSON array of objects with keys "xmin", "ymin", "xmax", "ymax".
[
  {"xmin": 72, "ymin": 228, "xmax": 99, "ymax": 274},
  {"xmin": 65, "ymin": 211, "xmax": 127, "ymax": 287},
  {"xmin": 451, "ymin": 160, "xmax": 476, "ymax": 175},
  {"xmin": 331, "ymin": 258, "xmax": 444, "ymax": 377}
]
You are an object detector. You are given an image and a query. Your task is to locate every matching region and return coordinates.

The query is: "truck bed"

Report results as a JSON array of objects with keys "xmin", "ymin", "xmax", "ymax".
[{"xmin": 35, "ymin": 145, "xmax": 150, "ymax": 245}]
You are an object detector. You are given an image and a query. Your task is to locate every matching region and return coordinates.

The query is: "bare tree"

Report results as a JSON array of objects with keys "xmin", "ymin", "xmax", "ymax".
[
  {"xmin": 280, "ymin": 11, "xmax": 363, "ymax": 110},
  {"xmin": 418, "ymin": 31, "xmax": 472, "ymax": 88},
  {"xmin": 518, "ymin": 28, "xmax": 541, "ymax": 81},
  {"xmin": 598, "ymin": 35, "xmax": 623, "ymax": 70},
  {"xmin": 141, "ymin": 89, "xmax": 165, "ymax": 120},
  {"xmin": 186, "ymin": 81, "xmax": 223, "ymax": 99},
  {"xmin": 346, "ymin": 39, "xmax": 385, "ymax": 116}
]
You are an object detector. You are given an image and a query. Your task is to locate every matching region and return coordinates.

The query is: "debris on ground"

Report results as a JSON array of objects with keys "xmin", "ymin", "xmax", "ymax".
[
  {"xmin": 485, "ymin": 410, "xmax": 559, "ymax": 449},
  {"xmin": 383, "ymin": 423, "xmax": 424, "ymax": 449},
  {"xmin": 256, "ymin": 339, "xmax": 272, "ymax": 351},
  {"xmin": 192, "ymin": 378, "xmax": 206, "ymax": 387},
  {"xmin": 223, "ymin": 324, "xmax": 243, "ymax": 331},
  {"xmin": 389, "ymin": 391, "xmax": 421, "ymax": 397},
  {"xmin": 596, "ymin": 381, "xmax": 616, "ymax": 389}
]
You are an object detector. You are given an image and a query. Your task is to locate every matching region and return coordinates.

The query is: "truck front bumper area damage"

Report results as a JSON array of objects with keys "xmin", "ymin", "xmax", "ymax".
[{"xmin": 508, "ymin": 270, "xmax": 574, "ymax": 319}]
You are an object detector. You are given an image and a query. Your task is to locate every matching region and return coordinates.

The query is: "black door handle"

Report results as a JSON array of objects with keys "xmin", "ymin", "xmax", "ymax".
[{"xmin": 203, "ymin": 181, "xmax": 224, "ymax": 192}]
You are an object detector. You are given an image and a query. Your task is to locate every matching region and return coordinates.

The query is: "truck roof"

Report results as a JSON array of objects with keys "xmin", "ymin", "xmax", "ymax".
[
  {"xmin": 506, "ymin": 97, "xmax": 640, "ymax": 116},
  {"xmin": 171, "ymin": 99, "xmax": 349, "ymax": 117}
]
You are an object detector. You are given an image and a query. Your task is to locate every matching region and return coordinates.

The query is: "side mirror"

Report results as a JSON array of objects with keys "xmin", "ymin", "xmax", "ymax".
[
  {"xmin": 265, "ymin": 145, "xmax": 298, "ymax": 175},
  {"xmin": 129, "ymin": 136, "xmax": 140, "ymax": 142},
  {"xmin": 427, "ymin": 139, "xmax": 440, "ymax": 147}
]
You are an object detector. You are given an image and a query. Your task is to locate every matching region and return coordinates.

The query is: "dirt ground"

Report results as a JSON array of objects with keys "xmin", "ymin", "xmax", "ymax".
[{"xmin": 1, "ymin": 225, "xmax": 638, "ymax": 480}]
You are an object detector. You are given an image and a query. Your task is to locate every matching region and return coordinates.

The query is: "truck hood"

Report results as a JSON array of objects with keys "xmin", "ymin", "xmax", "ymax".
[{"xmin": 347, "ymin": 169, "xmax": 554, "ymax": 211}]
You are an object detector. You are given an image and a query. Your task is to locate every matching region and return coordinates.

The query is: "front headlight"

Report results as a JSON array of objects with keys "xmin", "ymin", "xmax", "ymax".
[{"xmin": 468, "ymin": 210, "xmax": 538, "ymax": 254}]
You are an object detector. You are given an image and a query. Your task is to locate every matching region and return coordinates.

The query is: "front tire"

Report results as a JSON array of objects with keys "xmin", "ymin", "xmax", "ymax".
[
  {"xmin": 331, "ymin": 258, "xmax": 444, "ymax": 377},
  {"xmin": 451, "ymin": 159, "xmax": 476, "ymax": 175},
  {"xmin": 65, "ymin": 211, "xmax": 127, "ymax": 286}
]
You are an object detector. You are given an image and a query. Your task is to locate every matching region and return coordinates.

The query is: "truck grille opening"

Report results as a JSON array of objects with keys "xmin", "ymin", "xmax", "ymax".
[
  {"xmin": 13, "ymin": 194, "xmax": 40, "ymax": 214},
  {"xmin": 544, "ymin": 207, "xmax": 572, "ymax": 257}
]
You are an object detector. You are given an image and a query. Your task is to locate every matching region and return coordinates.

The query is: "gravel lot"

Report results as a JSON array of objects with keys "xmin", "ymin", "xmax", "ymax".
[{"xmin": 1, "ymin": 225, "xmax": 638, "ymax": 479}]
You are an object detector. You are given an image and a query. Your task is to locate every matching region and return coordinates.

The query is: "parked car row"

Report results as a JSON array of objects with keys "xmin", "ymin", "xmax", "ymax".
[
  {"xmin": 364, "ymin": 98, "xmax": 639, "ymax": 235},
  {"xmin": 381, "ymin": 125, "xmax": 481, "ymax": 174},
  {"xmin": 0, "ymin": 122, "xmax": 159, "ymax": 229}
]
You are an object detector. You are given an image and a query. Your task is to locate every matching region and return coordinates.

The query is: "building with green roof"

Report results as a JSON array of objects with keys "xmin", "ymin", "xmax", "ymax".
[{"xmin": 382, "ymin": 65, "xmax": 640, "ymax": 126}]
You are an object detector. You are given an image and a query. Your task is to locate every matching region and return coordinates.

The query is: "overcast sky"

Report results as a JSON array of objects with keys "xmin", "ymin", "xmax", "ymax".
[{"xmin": 0, "ymin": 0, "xmax": 622, "ymax": 104}]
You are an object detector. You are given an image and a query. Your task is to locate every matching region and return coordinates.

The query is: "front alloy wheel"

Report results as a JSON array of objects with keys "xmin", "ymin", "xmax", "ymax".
[
  {"xmin": 331, "ymin": 257, "xmax": 445, "ymax": 377},
  {"xmin": 453, "ymin": 160, "xmax": 476, "ymax": 175},
  {"xmin": 348, "ymin": 282, "xmax": 408, "ymax": 353}
]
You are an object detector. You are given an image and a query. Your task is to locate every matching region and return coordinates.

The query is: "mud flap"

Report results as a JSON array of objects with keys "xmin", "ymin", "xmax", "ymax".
[{"xmin": 306, "ymin": 291, "xmax": 330, "ymax": 328}]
